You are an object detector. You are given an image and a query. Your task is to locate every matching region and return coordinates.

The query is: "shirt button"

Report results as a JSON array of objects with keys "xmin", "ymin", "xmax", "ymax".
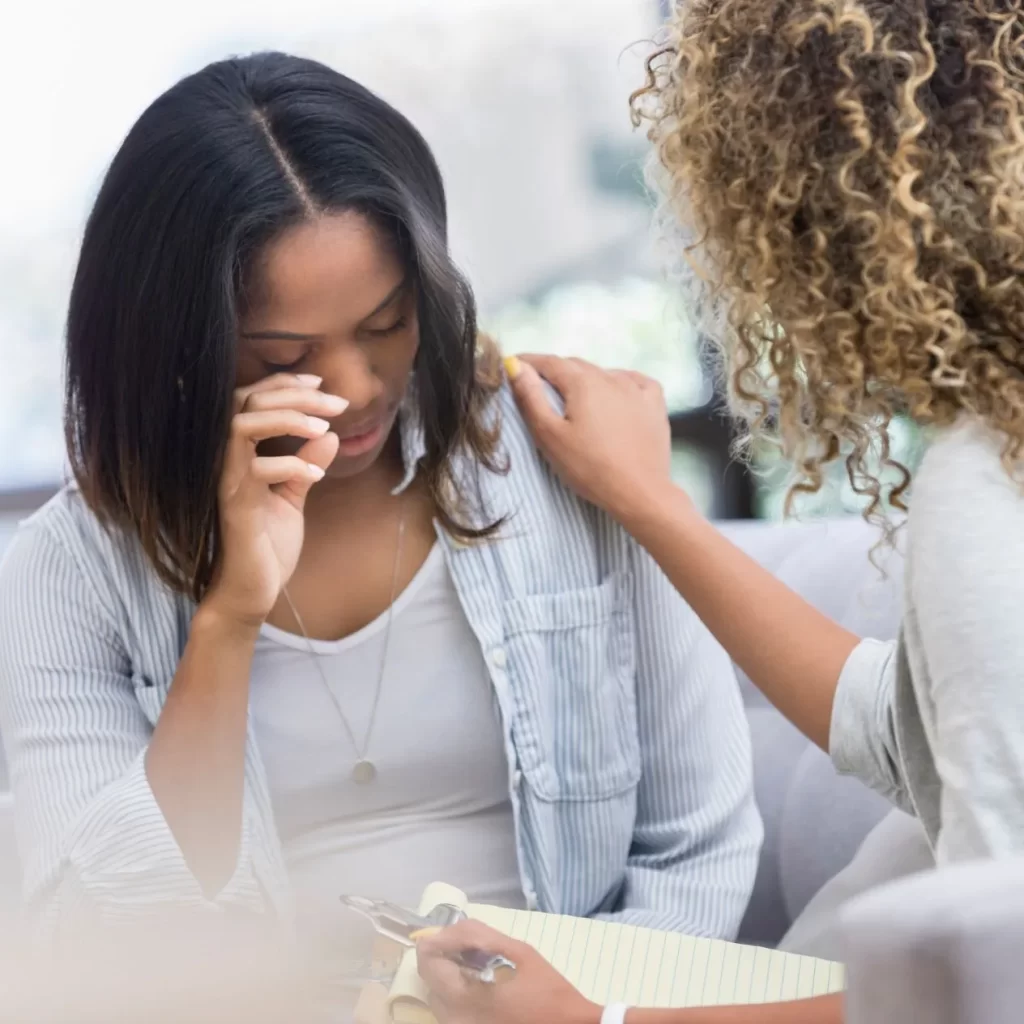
[
  {"xmin": 491, "ymin": 647, "xmax": 507, "ymax": 669},
  {"xmin": 525, "ymin": 890, "xmax": 538, "ymax": 910},
  {"xmin": 512, "ymin": 770, "xmax": 522, "ymax": 788}
]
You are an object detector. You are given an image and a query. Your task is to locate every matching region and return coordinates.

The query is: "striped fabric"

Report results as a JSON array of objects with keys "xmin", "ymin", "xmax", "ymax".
[{"xmin": 0, "ymin": 384, "xmax": 761, "ymax": 938}]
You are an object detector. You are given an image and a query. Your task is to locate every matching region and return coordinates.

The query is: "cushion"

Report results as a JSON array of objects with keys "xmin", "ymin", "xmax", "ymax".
[
  {"xmin": 780, "ymin": 809, "xmax": 932, "ymax": 960},
  {"xmin": 841, "ymin": 857, "xmax": 1024, "ymax": 1024}
]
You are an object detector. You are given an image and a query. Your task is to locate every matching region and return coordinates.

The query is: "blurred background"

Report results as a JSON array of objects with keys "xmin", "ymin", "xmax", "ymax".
[{"xmin": 0, "ymin": 0, "xmax": 921, "ymax": 550}]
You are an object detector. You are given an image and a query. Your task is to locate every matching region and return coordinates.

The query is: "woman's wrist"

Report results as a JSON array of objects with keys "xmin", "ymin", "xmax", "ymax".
[
  {"xmin": 573, "ymin": 1002, "xmax": 605, "ymax": 1024},
  {"xmin": 552, "ymin": 994, "xmax": 602, "ymax": 1024},
  {"xmin": 191, "ymin": 598, "xmax": 264, "ymax": 646},
  {"xmin": 615, "ymin": 478, "xmax": 703, "ymax": 548}
]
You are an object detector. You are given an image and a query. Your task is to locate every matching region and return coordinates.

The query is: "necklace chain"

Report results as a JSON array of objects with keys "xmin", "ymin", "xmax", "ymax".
[{"xmin": 281, "ymin": 498, "xmax": 407, "ymax": 783}]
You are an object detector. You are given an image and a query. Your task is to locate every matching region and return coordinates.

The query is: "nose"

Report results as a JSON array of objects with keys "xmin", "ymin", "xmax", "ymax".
[{"xmin": 315, "ymin": 343, "xmax": 384, "ymax": 413}]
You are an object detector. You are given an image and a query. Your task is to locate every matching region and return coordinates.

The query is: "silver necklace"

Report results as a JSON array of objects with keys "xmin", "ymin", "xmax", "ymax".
[{"xmin": 281, "ymin": 499, "xmax": 407, "ymax": 785}]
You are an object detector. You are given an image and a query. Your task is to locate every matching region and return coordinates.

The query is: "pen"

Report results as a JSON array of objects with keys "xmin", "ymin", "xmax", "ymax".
[
  {"xmin": 338, "ymin": 895, "xmax": 517, "ymax": 984},
  {"xmin": 409, "ymin": 927, "xmax": 515, "ymax": 983}
]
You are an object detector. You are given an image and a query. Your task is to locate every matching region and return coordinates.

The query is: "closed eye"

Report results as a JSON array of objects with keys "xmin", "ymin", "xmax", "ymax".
[{"xmin": 364, "ymin": 316, "xmax": 408, "ymax": 338}]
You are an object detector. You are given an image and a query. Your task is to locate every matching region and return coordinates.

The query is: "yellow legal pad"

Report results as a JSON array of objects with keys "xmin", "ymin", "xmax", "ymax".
[{"xmin": 387, "ymin": 883, "xmax": 845, "ymax": 1023}]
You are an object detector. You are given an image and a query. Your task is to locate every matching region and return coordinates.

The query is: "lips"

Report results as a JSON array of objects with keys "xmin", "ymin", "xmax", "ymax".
[
  {"xmin": 337, "ymin": 420, "xmax": 383, "ymax": 442},
  {"xmin": 333, "ymin": 417, "xmax": 387, "ymax": 459}
]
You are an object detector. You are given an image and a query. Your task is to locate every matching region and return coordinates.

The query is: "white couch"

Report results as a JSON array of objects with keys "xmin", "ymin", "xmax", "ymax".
[
  {"xmin": 842, "ymin": 857, "xmax": 1024, "ymax": 1024},
  {"xmin": 0, "ymin": 516, "xmax": 902, "ymax": 935}
]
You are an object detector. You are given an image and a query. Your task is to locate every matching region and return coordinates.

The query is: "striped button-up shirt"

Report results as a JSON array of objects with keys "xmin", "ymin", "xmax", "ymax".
[{"xmin": 0, "ymin": 385, "xmax": 761, "ymax": 938}]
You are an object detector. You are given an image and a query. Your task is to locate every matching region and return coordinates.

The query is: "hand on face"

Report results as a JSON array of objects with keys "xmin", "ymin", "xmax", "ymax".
[
  {"xmin": 416, "ymin": 921, "xmax": 599, "ymax": 1024},
  {"xmin": 203, "ymin": 373, "xmax": 343, "ymax": 626},
  {"xmin": 504, "ymin": 354, "xmax": 679, "ymax": 526},
  {"xmin": 236, "ymin": 213, "xmax": 419, "ymax": 483}
]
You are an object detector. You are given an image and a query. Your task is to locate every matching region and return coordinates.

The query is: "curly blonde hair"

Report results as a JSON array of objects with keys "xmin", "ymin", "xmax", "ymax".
[{"xmin": 634, "ymin": 0, "xmax": 1024, "ymax": 518}]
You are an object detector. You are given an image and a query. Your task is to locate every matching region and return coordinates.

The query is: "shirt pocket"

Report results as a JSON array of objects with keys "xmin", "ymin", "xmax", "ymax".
[{"xmin": 502, "ymin": 571, "xmax": 640, "ymax": 802}]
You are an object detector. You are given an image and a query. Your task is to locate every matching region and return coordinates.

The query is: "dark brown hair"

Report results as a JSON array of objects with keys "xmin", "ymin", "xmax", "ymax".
[{"xmin": 66, "ymin": 52, "xmax": 502, "ymax": 601}]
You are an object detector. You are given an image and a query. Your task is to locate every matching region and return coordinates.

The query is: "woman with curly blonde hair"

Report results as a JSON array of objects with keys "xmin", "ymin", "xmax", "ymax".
[{"xmin": 418, "ymin": 1, "xmax": 1024, "ymax": 1021}]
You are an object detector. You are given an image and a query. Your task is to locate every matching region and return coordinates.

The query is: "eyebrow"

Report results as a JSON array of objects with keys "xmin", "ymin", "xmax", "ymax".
[{"xmin": 241, "ymin": 279, "xmax": 409, "ymax": 342}]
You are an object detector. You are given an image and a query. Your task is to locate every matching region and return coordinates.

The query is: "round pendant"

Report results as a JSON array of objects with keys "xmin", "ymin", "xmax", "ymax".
[{"xmin": 352, "ymin": 759, "xmax": 377, "ymax": 785}]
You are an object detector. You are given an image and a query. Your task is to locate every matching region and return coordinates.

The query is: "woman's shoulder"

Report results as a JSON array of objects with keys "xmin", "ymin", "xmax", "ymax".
[
  {"xmin": 486, "ymin": 382, "xmax": 636, "ymax": 564},
  {"xmin": 10, "ymin": 483, "xmax": 117, "ymax": 560},
  {"xmin": 1, "ymin": 484, "xmax": 157, "ymax": 607},
  {"xmin": 908, "ymin": 417, "xmax": 1024, "ymax": 576},
  {"xmin": 491, "ymin": 379, "xmax": 573, "ymax": 499},
  {"xmin": 491, "ymin": 377, "xmax": 566, "ymax": 461},
  {"xmin": 913, "ymin": 418, "xmax": 1023, "ymax": 519},
  {"xmin": 493, "ymin": 378, "xmax": 539, "ymax": 449}
]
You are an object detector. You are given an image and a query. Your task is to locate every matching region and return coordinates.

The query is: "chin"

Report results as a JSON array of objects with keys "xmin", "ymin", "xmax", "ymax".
[
  {"xmin": 323, "ymin": 447, "xmax": 387, "ymax": 480},
  {"xmin": 323, "ymin": 413, "xmax": 400, "ymax": 480}
]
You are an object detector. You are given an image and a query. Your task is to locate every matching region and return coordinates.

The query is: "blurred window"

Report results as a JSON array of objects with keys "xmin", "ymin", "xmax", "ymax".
[{"xmin": 0, "ymin": 0, "xmax": 913, "ymax": 529}]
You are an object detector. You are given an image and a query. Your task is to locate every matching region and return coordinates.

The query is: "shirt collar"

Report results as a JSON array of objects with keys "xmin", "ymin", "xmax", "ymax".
[
  {"xmin": 392, "ymin": 393, "xmax": 427, "ymax": 496},
  {"xmin": 389, "ymin": 386, "xmax": 502, "ymax": 537}
]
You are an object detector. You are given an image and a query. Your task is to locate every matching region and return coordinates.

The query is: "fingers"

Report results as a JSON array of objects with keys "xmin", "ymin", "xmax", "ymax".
[
  {"xmin": 505, "ymin": 359, "xmax": 566, "ymax": 440},
  {"xmin": 231, "ymin": 409, "xmax": 333, "ymax": 446},
  {"xmin": 294, "ymin": 431, "xmax": 341, "ymax": 475},
  {"xmin": 222, "ymin": 419, "xmax": 340, "ymax": 505},
  {"xmin": 416, "ymin": 924, "xmax": 479, "ymax": 1014},
  {"xmin": 263, "ymin": 433, "xmax": 340, "ymax": 509},
  {"xmin": 417, "ymin": 921, "xmax": 518, "ymax": 1011},
  {"xmin": 418, "ymin": 921, "xmax": 522, "ymax": 961},
  {"xmin": 517, "ymin": 354, "xmax": 658, "ymax": 395},
  {"xmin": 250, "ymin": 456, "xmax": 326, "ymax": 487},
  {"xmin": 224, "ymin": 376, "xmax": 344, "ymax": 500},
  {"xmin": 233, "ymin": 373, "xmax": 332, "ymax": 413},
  {"xmin": 242, "ymin": 387, "xmax": 348, "ymax": 418},
  {"xmin": 515, "ymin": 353, "xmax": 589, "ymax": 393},
  {"xmin": 611, "ymin": 369, "xmax": 659, "ymax": 392},
  {"xmin": 418, "ymin": 954, "xmax": 468, "ymax": 1007}
]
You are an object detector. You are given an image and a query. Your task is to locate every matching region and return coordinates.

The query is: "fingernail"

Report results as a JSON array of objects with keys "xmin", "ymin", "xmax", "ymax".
[
  {"xmin": 410, "ymin": 927, "xmax": 442, "ymax": 941},
  {"xmin": 321, "ymin": 394, "xmax": 349, "ymax": 413},
  {"xmin": 503, "ymin": 355, "xmax": 522, "ymax": 381},
  {"xmin": 296, "ymin": 374, "xmax": 323, "ymax": 386},
  {"xmin": 306, "ymin": 416, "xmax": 331, "ymax": 433},
  {"xmin": 307, "ymin": 463, "xmax": 326, "ymax": 481}
]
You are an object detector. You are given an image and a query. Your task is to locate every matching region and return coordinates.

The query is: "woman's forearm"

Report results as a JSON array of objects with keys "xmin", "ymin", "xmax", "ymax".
[
  {"xmin": 628, "ymin": 994, "xmax": 843, "ymax": 1024},
  {"xmin": 621, "ymin": 485, "xmax": 858, "ymax": 751},
  {"xmin": 145, "ymin": 604, "xmax": 259, "ymax": 895}
]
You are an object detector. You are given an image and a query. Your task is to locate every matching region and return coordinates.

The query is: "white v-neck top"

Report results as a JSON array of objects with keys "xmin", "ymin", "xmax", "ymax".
[
  {"xmin": 249, "ymin": 544, "xmax": 525, "ymax": 954},
  {"xmin": 0, "ymin": 385, "xmax": 760, "ymax": 942}
]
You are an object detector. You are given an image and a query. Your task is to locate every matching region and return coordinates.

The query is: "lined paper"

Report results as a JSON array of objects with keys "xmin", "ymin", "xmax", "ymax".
[
  {"xmin": 388, "ymin": 887, "xmax": 845, "ymax": 1020},
  {"xmin": 470, "ymin": 906, "xmax": 844, "ymax": 1006}
]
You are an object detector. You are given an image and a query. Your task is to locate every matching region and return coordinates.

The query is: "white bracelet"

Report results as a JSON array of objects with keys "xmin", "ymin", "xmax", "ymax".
[{"xmin": 601, "ymin": 1004, "xmax": 630, "ymax": 1024}]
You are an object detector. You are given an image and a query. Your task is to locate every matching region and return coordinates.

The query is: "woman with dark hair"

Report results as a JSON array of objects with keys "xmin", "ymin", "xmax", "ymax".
[{"xmin": 0, "ymin": 52, "xmax": 759, "ymax": 951}]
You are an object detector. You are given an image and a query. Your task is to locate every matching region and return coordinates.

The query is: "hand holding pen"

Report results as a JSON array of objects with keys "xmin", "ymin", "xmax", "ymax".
[{"xmin": 339, "ymin": 896, "xmax": 516, "ymax": 984}]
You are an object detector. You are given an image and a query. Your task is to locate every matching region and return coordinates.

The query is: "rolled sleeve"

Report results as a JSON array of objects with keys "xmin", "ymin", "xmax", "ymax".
[
  {"xmin": 0, "ymin": 520, "xmax": 267, "ymax": 928},
  {"xmin": 61, "ymin": 750, "xmax": 262, "ymax": 913},
  {"xmin": 830, "ymin": 638, "xmax": 912, "ymax": 813}
]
